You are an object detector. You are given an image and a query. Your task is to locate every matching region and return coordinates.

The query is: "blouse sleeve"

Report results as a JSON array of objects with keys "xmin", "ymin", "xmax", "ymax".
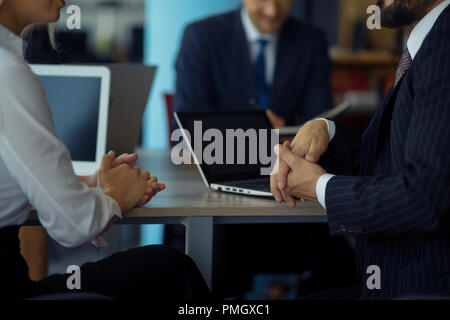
[{"xmin": 0, "ymin": 62, "xmax": 121, "ymax": 247}]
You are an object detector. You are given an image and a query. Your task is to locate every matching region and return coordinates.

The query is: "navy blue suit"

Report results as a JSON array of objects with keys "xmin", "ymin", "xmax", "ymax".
[
  {"xmin": 174, "ymin": 9, "xmax": 334, "ymax": 125},
  {"xmin": 321, "ymin": 6, "xmax": 450, "ymax": 299}
]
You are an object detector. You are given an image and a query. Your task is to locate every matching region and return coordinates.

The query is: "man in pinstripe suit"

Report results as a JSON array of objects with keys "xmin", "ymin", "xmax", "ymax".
[{"xmin": 271, "ymin": 0, "xmax": 450, "ymax": 299}]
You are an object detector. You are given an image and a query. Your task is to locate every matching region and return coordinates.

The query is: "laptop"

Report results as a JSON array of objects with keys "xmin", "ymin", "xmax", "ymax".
[
  {"xmin": 174, "ymin": 110, "xmax": 278, "ymax": 197},
  {"xmin": 105, "ymin": 64, "xmax": 156, "ymax": 155},
  {"xmin": 30, "ymin": 64, "xmax": 111, "ymax": 176}
]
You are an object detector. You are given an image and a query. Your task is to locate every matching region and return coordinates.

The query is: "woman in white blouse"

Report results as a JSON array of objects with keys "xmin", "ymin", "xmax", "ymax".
[{"xmin": 0, "ymin": 0, "xmax": 210, "ymax": 299}]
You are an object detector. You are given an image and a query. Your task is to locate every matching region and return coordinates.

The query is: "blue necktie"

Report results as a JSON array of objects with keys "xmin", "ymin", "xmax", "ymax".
[{"xmin": 255, "ymin": 39, "xmax": 268, "ymax": 110}]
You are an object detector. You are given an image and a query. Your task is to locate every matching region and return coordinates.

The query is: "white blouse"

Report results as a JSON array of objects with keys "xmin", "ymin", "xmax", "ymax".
[{"xmin": 0, "ymin": 24, "xmax": 121, "ymax": 247}]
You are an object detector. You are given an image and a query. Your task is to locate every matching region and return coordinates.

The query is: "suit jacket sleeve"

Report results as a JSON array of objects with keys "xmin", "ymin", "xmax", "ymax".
[
  {"xmin": 296, "ymin": 31, "xmax": 334, "ymax": 124},
  {"xmin": 319, "ymin": 121, "xmax": 362, "ymax": 176},
  {"xmin": 174, "ymin": 24, "xmax": 214, "ymax": 113},
  {"xmin": 325, "ymin": 41, "xmax": 450, "ymax": 236}
]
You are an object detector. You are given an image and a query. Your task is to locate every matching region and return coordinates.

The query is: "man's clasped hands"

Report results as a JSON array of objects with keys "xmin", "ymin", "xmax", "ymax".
[{"xmin": 270, "ymin": 119, "xmax": 330, "ymax": 207}]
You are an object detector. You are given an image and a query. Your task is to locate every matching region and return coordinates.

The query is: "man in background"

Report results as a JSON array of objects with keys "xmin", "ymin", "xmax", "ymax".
[
  {"xmin": 173, "ymin": 0, "xmax": 358, "ymax": 299},
  {"xmin": 174, "ymin": 0, "xmax": 334, "ymax": 128}
]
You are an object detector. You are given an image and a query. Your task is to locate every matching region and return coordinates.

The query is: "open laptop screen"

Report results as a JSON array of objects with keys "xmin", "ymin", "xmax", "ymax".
[
  {"xmin": 31, "ymin": 65, "xmax": 110, "ymax": 176},
  {"xmin": 38, "ymin": 75, "xmax": 101, "ymax": 162},
  {"xmin": 174, "ymin": 110, "xmax": 276, "ymax": 184}
]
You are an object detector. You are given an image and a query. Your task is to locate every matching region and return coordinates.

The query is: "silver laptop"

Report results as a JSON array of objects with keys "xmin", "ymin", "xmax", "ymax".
[
  {"xmin": 174, "ymin": 110, "xmax": 276, "ymax": 197},
  {"xmin": 31, "ymin": 64, "xmax": 111, "ymax": 176}
]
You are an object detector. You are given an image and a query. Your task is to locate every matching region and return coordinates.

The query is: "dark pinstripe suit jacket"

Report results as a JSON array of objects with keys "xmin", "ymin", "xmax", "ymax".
[{"xmin": 320, "ymin": 6, "xmax": 450, "ymax": 299}]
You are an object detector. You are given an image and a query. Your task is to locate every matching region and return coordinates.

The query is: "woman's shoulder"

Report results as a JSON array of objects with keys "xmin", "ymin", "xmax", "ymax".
[
  {"xmin": 0, "ymin": 45, "xmax": 25, "ymax": 64},
  {"xmin": 0, "ymin": 47, "xmax": 39, "ymax": 86},
  {"xmin": 0, "ymin": 46, "xmax": 33, "ymax": 77},
  {"xmin": 0, "ymin": 47, "xmax": 50, "ymax": 123}
]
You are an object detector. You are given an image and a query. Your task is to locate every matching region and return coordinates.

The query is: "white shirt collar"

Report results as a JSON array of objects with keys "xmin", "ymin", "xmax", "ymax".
[
  {"xmin": 407, "ymin": 0, "xmax": 450, "ymax": 59},
  {"xmin": 0, "ymin": 24, "xmax": 26, "ymax": 57},
  {"xmin": 241, "ymin": 8, "xmax": 277, "ymax": 43}
]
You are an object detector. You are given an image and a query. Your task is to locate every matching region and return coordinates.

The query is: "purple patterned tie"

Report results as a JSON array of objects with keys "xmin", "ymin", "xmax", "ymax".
[{"xmin": 394, "ymin": 49, "xmax": 412, "ymax": 88}]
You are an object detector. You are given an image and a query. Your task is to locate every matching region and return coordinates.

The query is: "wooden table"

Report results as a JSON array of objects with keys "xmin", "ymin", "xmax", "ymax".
[
  {"xmin": 124, "ymin": 149, "xmax": 327, "ymax": 288},
  {"xmin": 29, "ymin": 148, "xmax": 327, "ymax": 289}
]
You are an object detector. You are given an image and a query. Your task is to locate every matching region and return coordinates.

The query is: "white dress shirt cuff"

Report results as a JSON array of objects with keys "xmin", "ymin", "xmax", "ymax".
[
  {"xmin": 106, "ymin": 195, "xmax": 123, "ymax": 220},
  {"xmin": 316, "ymin": 173, "xmax": 336, "ymax": 209},
  {"xmin": 316, "ymin": 118, "xmax": 336, "ymax": 142},
  {"xmin": 91, "ymin": 195, "xmax": 122, "ymax": 247}
]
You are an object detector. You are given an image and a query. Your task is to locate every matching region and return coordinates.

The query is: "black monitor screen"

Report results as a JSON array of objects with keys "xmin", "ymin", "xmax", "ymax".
[
  {"xmin": 38, "ymin": 75, "xmax": 101, "ymax": 162},
  {"xmin": 174, "ymin": 110, "xmax": 277, "ymax": 183}
]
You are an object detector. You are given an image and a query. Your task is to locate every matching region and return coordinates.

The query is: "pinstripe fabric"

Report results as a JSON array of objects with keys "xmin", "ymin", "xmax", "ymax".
[{"xmin": 322, "ymin": 7, "xmax": 450, "ymax": 300}]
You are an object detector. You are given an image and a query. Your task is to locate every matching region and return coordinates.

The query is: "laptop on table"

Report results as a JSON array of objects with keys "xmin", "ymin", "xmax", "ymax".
[
  {"xmin": 30, "ymin": 64, "xmax": 110, "ymax": 176},
  {"xmin": 174, "ymin": 110, "xmax": 278, "ymax": 197}
]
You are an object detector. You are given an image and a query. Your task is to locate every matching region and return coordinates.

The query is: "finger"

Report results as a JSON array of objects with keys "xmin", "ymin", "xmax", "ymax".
[
  {"xmin": 100, "ymin": 151, "xmax": 115, "ymax": 172},
  {"xmin": 276, "ymin": 160, "xmax": 290, "ymax": 191},
  {"xmin": 273, "ymin": 144, "xmax": 292, "ymax": 197},
  {"xmin": 290, "ymin": 136, "xmax": 310, "ymax": 158},
  {"xmin": 145, "ymin": 178, "xmax": 160, "ymax": 195},
  {"xmin": 278, "ymin": 145, "xmax": 299, "ymax": 170},
  {"xmin": 281, "ymin": 190, "xmax": 296, "ymax": 208},
  {"xmin": 111, "ymin": 154, "xmax": 127, "ymax": 168},
  {"xmin": 139, "ymin": 195, "xmax": 149, "ymax": 207},
  {"xmin": 305, "ymin": 142, "xmax": 323, "ymax": 163},
  {"xmin": 270, "ymin": 157, "xmax": 284, "ymax": 202},
  {"xmin": 113, "ymin": 153, "xmax": 128, "ymax": 165},
  {"xmin": 150, "ymin": 183, "xmax": 166, "ymax": 197},
  {"xmin": 146, "ymin": 179, "xmax": 157, "ymax": 189},
  {"xmin": 113, "ymin": 152, "xmax": 128, "ymax": 162},
  {"xmin": 145, "ymin": 185, "xmax": 154, "ymax": 195},
  {"xmin": 292, "ymin": 142, "xmax": 309, "ymax": 159},
  {"xmin": 125, "ymin": 153, "xmax": 139, "ymax": 165},
  {"xmin": 138, "ymin": 195, "xmax": 149, "ymax": 207},
  {"xmin": 114, "ymin": 153, "xmax": 139, "ymax": 166},
  {"xmin": 153, "ymin": 183, "xmax": 165, "ymax": 192},
  {"xmin": 142, "ymin": 170, "xmax": 150, "ymax": 181},
  {"xmin": 146, "ymin": 177, "xmax": 158, "ymax": 189},
  {"xmin": 270, "ymin": 176, "xmax": 283, "ymax": 202}
]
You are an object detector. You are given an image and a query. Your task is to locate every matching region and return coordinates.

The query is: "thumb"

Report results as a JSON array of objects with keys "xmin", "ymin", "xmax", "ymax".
[
  {"xmin": 305, "ymin": 142, "xmax": 323, "ymax": 163},
  {"xmin": 112, "ymin": 153, "xmax": 139, "ymax": 168},
  {"xmin": 305, "ymin": 153, "xmax": 319, "ymax": 163},
  {"xmin": 101, "ymin": 151, "xmax": 115, "ymax": 172}
]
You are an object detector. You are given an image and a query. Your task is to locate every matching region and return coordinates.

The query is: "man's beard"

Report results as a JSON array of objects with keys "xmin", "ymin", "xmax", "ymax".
[{"xmin": 376, "ymin": 0, "xmax": 437, "ymax": 28}]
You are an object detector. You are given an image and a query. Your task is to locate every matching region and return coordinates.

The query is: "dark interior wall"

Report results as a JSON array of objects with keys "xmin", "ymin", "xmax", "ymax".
[{"xmin": 296, "ymin": 0, "xmax": 339, "ymax": 46}]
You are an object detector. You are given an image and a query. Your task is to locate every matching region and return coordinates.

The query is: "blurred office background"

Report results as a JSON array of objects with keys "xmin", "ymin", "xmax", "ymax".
[
  {"xmin": 27, "ymin": 0, "xmax": 405, "ymax": 299},
  {"xmin": 28, "ymin": 0, "xmax": 405, "ymax": 148}
]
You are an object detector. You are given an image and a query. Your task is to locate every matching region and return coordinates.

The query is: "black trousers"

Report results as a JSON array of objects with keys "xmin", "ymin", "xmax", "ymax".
[{"xmin": 0, "ymin": 226, "xmax": 211, "ymax": 300}]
